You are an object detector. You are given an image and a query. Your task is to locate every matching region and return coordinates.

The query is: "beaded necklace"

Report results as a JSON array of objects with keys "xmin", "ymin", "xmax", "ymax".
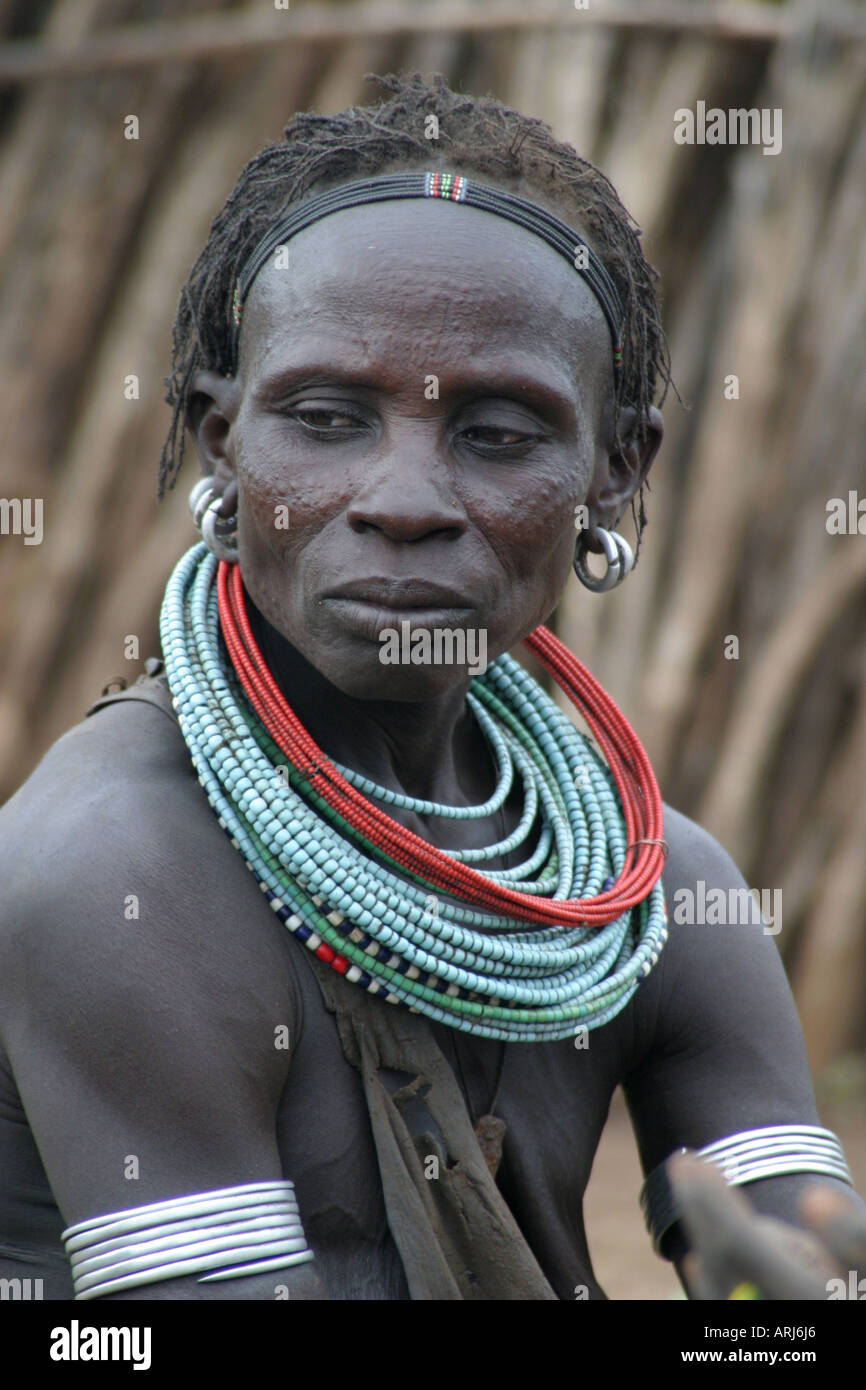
[{"xmin": 160, "ymin": 544, "xmax": 669, "ymax": 1042}]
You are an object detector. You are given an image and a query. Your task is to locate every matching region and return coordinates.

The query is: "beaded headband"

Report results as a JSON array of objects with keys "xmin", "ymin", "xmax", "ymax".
[{"xmin": 229, "ymin": 170, "xmax": 625, "ymax": 376}]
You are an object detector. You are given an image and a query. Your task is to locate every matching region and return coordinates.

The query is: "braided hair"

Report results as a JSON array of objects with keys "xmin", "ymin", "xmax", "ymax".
[{"xmin": 159, "ymin": 71, "xmax": 671, "ymax": 549}]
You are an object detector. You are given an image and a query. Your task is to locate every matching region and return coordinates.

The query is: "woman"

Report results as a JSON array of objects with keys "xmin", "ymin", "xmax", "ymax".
[{"xmin": 0, "ymin": 72, "xmax": 860, "ymax": 1302}]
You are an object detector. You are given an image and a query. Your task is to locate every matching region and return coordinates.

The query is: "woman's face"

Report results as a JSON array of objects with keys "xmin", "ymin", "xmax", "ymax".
[{"xmin": 195, "ymin": 192, "xmax": 657, "ymax": 700}]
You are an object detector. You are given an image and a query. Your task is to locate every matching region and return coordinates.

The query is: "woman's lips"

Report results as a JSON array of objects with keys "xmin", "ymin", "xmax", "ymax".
[
  {"xmin": 321, "ymin": 577, "xmax": 478, "ymax": 642},
  {"xmin": 324, "ymin": 578, "xmax": 474, "ymax": 607},
  {"xmin": 322, "ymin": 596, "xmax": 474, "ymax": 642}
]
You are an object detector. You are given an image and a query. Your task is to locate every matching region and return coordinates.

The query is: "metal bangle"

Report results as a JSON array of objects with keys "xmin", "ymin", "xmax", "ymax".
[
  {"xmin": 63, "ymin": 1180, "xmax": 314, "ymax": 1299},
  {"xmin": 640, "ymin": 1124, "xmax": 854, "ymax": 1258},
  {"xmin": 698, "ymin": 1125, "xmax": 843, "ymax": 1161},
  {"xmin": 64, "ymin": 1180, "xmax": 295, "ymax": 1245},
  {"xmin": 68, "ymin": 1201, "xmax": 301, "ymax": 1264},
  {"xmin": 70, "ymin": 1212, "xmax": 303, "ymax": 1276}
]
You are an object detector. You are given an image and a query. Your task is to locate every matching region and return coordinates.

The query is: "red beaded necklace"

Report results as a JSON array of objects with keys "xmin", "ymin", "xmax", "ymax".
[{"xmin": 218, "ymin": 560, "xmax": 665, "ymax": 928}]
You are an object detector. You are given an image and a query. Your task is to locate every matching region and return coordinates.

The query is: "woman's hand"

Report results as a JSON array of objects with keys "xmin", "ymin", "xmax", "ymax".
[{"xmin": 668, "ymin": 1152, "xmax": 866, "ymax": 1300}]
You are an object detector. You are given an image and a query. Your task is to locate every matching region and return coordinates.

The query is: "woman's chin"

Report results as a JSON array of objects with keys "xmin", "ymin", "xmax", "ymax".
[{"xmin": 311, "ymin": 656, "xmax": 483, "ymax": 703}]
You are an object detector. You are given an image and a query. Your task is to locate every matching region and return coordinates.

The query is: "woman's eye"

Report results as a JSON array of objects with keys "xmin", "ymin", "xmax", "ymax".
[
  {"xmin": 461, "ymin": 425, "xmax": 537, "ymax": 448},
  {"xmin": 293, "ymin": 407, "xmax": 365, "ymax": 432}
]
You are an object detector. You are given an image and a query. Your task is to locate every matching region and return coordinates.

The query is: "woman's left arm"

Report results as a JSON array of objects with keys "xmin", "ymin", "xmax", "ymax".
[{"xmin": 622, "ymin": 803, "xmax": 865, "ymax": 1292}]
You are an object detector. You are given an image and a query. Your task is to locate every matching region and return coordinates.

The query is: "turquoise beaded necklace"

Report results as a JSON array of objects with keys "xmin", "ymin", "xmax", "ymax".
[{"xmin": 160, "ymin": 544, "xmax": 668, "ymax": 1042}]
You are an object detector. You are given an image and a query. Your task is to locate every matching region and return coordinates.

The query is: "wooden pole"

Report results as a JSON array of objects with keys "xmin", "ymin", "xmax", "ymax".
[{"xmin": 2, "ymin": 1, "xmax": 865, "ymax": 86}]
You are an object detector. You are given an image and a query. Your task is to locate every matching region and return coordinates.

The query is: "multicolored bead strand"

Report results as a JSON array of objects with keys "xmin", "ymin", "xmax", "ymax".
[{"xmin": 160, "ymin": 544, "xmax": 668, "ymax": 1041}]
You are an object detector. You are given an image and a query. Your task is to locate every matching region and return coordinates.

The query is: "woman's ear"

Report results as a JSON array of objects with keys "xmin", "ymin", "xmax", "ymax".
[
  {"xmin": 188, "ymin": 370, "xmax": 242, "ymax": 481},
  {"xmin": 585, "ymin": 404, "xmax": 664, "ymax": 534}
]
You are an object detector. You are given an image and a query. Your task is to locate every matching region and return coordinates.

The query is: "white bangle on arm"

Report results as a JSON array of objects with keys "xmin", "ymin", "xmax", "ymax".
[
  {"xmin": 640, "ymin": 1124, "xmax": 854, "ymax": 1257},
  {"xmin": 62, "ymin": 1180, "xmax": 314, "ymax": 1300}
]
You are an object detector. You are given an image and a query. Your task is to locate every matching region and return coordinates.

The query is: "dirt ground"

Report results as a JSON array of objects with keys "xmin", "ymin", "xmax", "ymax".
[{"xmin": 583, "ymin": 1085, "xmax": 866, "ymax": 1299}]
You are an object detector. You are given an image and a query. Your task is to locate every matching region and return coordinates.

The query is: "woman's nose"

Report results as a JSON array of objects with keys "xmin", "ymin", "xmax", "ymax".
[{"xmin": 345, "ymin": 431, "xmax": 467, "ymax": 542}]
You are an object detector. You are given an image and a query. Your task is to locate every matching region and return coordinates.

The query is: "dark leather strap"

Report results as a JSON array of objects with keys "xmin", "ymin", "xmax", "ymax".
[
  {"xmin": 300, "ymin": 948, "xmax": 558, "ymax": 1300},
  {"xmin": 85, "ymin": 657, "xmax": 178, "ymax": 725}
]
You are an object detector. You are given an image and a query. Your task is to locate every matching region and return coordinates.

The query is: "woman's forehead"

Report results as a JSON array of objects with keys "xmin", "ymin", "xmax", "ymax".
[{"xmin": 239, "ymin": 197, "xmax": 611, "ymax": 385}]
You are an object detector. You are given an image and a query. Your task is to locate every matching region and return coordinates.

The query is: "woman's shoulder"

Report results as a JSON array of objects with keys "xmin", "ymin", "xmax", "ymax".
[
  {"xmin": 3, "ymin": 681, "xmax": 189, "ymax": 829},
  {"xmin": 631, "ymin": 800, "xmax": 791, "ymax": 1049},
  {"xmin": 661, "ymin": 801, "xmax": 741, "ymax": 885},
  {"xmin": 0, "ymin": 676, "xmax": 299, "ymax": 1036},
  {"xmin": 0, "ymin": 683, "xmax": 199, "ymax": 934}
]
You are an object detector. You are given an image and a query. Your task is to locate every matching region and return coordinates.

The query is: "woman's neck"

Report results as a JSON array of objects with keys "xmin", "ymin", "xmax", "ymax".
[{"xmin": 245, "ymin": 598, "xmax": 498, "ymax": 811}]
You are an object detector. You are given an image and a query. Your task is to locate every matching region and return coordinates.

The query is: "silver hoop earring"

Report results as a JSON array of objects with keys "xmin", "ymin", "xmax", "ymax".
[
  {"xmin": 188, "ymin": 474, "xmax": 239, "ymax": 563},
  {"xmin": 573, "ymin": 527, "xmax": 634, "ymax": 593},
  {"xmin": 188, "ymin": 475, "xmax": 216, "ymax": 527},
  {"xmin": 201, "ymin": 497, "xmax": 239, "ymax": 562}
]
